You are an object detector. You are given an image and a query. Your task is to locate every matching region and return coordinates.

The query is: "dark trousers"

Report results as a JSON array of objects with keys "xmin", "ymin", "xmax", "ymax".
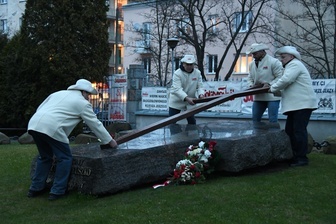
[
  {"xmin": 285, "ymin": 109, "xmax": 313, "ymax": 163},
  {"xmin": 29, "ymin": 130, "xmax": 72, "ymax": 195},
  {"xmin": 168, "ymin": 107, "xmax": 196, "ymax": 124}
]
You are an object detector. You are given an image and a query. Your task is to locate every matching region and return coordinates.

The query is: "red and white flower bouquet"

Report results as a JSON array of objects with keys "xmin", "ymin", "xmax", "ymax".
[{"xmin": 169, "ymin": 140, "xmax": 220, "ymax": 185}]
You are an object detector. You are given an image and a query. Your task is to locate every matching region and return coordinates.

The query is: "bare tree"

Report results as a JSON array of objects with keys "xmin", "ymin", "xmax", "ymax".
[
  {"xmin": 217, "ymin": 0, "xmax": 273, "ymax": 81},
  {"xmin": 266, "ymin": 0, "xmax": 335, "ymax": 78},
  {"xmin": 125, "ymin": 0, "xmax": 272, "ymax": 83},
  {"xmin": 124, "ymin": 0, "xmax": 174, "ymax": 86},
  {"xmin": 160, "ymin": 0, "xmax": 273, "ymax": 81},
  {"xmin": 170, "ymin": 0, "xmax": 223, "ymax": 80}
]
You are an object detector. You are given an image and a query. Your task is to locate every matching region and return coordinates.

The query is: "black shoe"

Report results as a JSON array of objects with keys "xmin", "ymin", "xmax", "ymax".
[
  {"xmin": 267, "ymin": 122, "xmax": 280, "ymax": 129},
  {"xmin": 253, "ymin": 122, "xmax": 268, "ymax": 130},
  {"xmin": 27, "ymin": 188, "xmax": 48, "ymax": 198},
  {"xmin": 290, "ymin": 161, "xmax": 308, "ymax": 167},
  {"xmin": 48, "ymin": 193, "xmax": 65, "ymax": 201}
]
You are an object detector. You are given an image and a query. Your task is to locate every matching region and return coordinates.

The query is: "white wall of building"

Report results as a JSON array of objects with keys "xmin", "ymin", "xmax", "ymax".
[
  {"xmin": 122, "ymin": 3, "xmax": 151, "ymax": 71},
  {"xmin": 0, "ymin": 0, "xmax": 26, "ymax": 37}
]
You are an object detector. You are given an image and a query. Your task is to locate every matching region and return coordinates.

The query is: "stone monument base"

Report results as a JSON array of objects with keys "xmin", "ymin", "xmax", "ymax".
[{"xmin": 30, "ymin": 121, "xmax": 292, "ymax": 195}]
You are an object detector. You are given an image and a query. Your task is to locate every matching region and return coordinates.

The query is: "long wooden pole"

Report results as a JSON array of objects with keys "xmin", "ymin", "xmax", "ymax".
[{"xmin": 114, "ymin": 86, "xmax": 269, "ymax": 145}]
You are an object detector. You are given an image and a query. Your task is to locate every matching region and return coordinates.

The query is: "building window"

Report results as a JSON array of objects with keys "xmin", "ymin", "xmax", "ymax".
[
  {"xmin": 135, "ymin": 23, "xmax": 151, "ymax": 53},
  {"xmin": 209, "ymin": 15, "xmax": 219, "ymax": 34},
  {"xmin": 0, "ymin": 20, "xmax": 8, "ymax": 33},
  {"xmin": 233, "ymin": 11, "xmax": 252, "ymax": 33},
  {"xmin": 117, "ymin": 47, "xmax": 122, "ymax": 66},
  {"xmin": 207, "ymin": 55, "xmax": 218, "ymax": 74},
  {"xmin": 143, "ymin": 57, "xmax": 151, "ymax": 74},
  {"xmin": 177, "ymin": 18, "xmax": 191, "ymax": 36},
  {"xmin": 234, "ymin": 54, "xmax": 253, "ymax": 73},
  {"xmin": 0, "ymin": 0, "xmax": 8, "ymax": 4}
]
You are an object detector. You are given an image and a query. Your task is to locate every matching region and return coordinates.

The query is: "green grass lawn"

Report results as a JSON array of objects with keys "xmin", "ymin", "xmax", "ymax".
[{"xmin": 0, "ymin": 143, "xmax": 335, "ymax": 224}]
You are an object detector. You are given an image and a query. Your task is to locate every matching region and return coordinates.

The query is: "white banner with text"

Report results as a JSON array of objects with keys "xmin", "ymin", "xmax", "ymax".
[{"xmin": 141, "ymin": 79, "xmax": 336, "ymax": 114}]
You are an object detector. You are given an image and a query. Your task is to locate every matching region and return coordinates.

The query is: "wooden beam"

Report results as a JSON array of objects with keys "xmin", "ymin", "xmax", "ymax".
[{"xmin": 114, "ymin": 86, "xmax": 269, "ymax": 145}]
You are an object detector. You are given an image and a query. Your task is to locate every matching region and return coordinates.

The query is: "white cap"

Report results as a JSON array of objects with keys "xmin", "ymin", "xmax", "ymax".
[{"xmin": 181, "ymin": 55, "xmax": 196, "ymax": 64}]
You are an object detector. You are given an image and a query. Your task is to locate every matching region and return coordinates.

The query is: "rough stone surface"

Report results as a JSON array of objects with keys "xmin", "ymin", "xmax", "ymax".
[
  {"xmin": 74, "ymin": 133, "xmax": 100, "ymax": 144},
  {"xmin": 18, "ymin": 132, "xmax": 34, "ymax": 144},
  {"xmin": 105, "ymin": 122, "xmax": 132, "ymax": 139},
  {"xmin": 323, "ymin": 136, "xmax": 336, "ymax": 154},
  {"xmin": 30, "ymin": 121, "xmax": 292, "ymax": 195},
  {"xmin": 0, "ymin": 132, "xmax": 10, "ymax": 144}
]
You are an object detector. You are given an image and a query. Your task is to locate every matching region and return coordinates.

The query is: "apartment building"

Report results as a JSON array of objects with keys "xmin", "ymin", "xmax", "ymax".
[
  {"xmin": 0, "ymin": 0, "xmax": 26, "ymax": 36},
  {"xmin": 2, "ymin": 0, "xmax": 333, "ymax": 82},
  {"xmin": 1, "ymin": 0, "xmax": 270, "ymax": 82},
  {"xmin": 106, "ymin": 0, "xmax": 127, "ymax": 75}
]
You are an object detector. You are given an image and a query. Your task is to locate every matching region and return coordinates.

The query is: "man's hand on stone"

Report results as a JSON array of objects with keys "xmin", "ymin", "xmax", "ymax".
[{"xmin": 108, "ymin": 139, "xmax": 118, "ymax": 148}]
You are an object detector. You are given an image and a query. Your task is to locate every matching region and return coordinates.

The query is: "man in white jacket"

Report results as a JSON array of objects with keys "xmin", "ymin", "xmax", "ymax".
[
  {"xmin": 246, "ymin": 43, "xmax": 283, "ymax": 129},
  {"xmin": 168, "ymin": 55, "xmax": 205, "ymax": 133},
  {"xmin": 269, "ymin": 46, "xmax": 318, "ymax": 167},
  {"xmin": 27, "ymin": 79, "xmax": 117, "ymax": 200}
]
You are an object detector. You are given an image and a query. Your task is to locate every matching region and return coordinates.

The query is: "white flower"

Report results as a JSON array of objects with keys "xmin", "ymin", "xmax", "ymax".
[
  {"xmin": 198, "ymin": 141, "xmax": 205, "ymax": 148},
  {"xmin": 181, "ymin": 171, "xmax": 193, "ymax": 180},
  {"xmin": 187, "ymin": 148, "xmax": 202, "ymax": 156},
  {"xmin": 199, "ymin": 155, "xmax": 208, "ymax": 163},
  {"xmin": 176, "ymin": 159, "xmax": 191, "ymax": 168},
  {"xmin": 204, "ymin": 150, "xmax": 212, "ymax": 158}
]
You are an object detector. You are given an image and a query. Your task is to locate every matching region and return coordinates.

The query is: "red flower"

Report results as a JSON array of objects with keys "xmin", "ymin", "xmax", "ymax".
[
  {"xmin": 208, "ymin": 141, "xmax": 217, "ymax": 150},
  {"xmin": 173, "ymin": 170, "xmax": 182, "ymax": 178}
]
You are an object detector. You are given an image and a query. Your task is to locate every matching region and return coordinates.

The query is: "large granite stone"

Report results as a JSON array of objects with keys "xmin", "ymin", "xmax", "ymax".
[
  {"xmin": 0, "ymin": 132, "xmax": 10, "ymax": 144},
  {"xmin": 18, "ymin": 132, "xmax": 34, "ymax": 144},
  {"xmin": 30, "ymin": 121, "xmax": 292, "ymax": 195},
  {"xmin": 200, "ymin": 122, "xmax": 292, "ymax": 172},
  {"xmin": 74, "ymin": 133, "xmax": 100, "ymax": 144}
]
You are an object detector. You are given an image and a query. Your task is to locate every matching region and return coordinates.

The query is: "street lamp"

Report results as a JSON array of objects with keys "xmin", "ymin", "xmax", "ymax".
[{"xmin": 167, "ymin": 37, "xmax": 179, "ymax": 77}]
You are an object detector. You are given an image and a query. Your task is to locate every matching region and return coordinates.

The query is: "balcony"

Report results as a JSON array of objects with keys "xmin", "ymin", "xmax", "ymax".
[
  {"xmin": 109, "ymin": 57, "xmax": 124, "ymax": 67},
  {"xmin": 106, "ymin": 8, "xmax": 124, "ymax": 20},
  {"xmin": 135, "ymin": 40, "xmax": 151, "ymax": 54},
  {"xmin": 108, "ymin": 32, "xmax": 123, "ymax": 44}
]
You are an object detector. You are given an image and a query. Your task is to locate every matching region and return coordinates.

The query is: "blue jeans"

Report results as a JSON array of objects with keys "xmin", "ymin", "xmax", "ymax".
[
  {"xmin": 285, "ymin": 109, "xmax": 313, "ymax": 163},
  {"xmin": 252, "ymin": 100, "xmax": 280, "ymax": 123},
  {"xmin": 168, "ymin": 107, "xmax": 196, "ymax": 124},
  {"xmin": 29, "ymin": 130, "xmax": 73, "ymax": 195}
]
